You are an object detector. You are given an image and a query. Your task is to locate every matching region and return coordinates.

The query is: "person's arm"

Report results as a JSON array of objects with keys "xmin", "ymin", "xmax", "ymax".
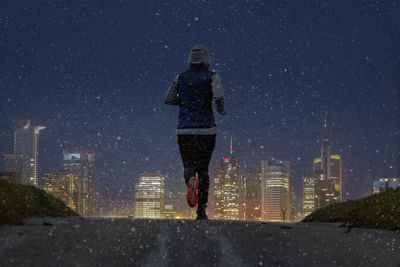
[
  {"xmin": 211, "ymin": 73, "xmax": 226, "ymax": 115},
  {"xmin": 164, "ymin": 74, "xmax": 179, "ymax": 105}
]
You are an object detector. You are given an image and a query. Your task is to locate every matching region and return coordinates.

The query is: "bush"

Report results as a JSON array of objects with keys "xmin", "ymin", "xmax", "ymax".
[
  {"xmin": 0, "ymin": 179, "xmax": 78, "ymax": 225},
  {"xmin": 303, "ymin": 187, "xmax": 400, "ymax": 230}
]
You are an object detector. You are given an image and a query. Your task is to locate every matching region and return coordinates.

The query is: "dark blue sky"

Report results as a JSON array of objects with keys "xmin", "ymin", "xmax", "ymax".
[{"xmin": 1, "ymin": 1, "xmax": 399, "ymax": 213}]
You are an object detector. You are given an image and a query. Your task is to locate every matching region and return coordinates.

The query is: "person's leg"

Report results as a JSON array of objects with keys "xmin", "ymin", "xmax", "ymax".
[
  {"xmin": 196, "ymin": 134, "xmax": 216, "ymax": 217},
  {"xmin": 178, "ymin": 134, "xmax": 200, "ymax": 207},
  {"xmin": 177, "ymin": 135, "xmax": 196, "ymax": 186}
]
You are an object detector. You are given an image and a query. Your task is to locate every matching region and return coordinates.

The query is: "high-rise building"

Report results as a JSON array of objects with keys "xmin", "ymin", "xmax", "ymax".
[
  {"xmin": 372, "ymin": 177, "xmax": 400, "ymax": 194},
  {"xmin": 13, "ymin": 119, "xmax": 45, "ymax": 186},
  {"xmin": 213, "ymin": 137, "xmax": 240, "ymax": 220},
  {"xmin": 3, "ymin": 154, "xmax": 23, "ymax": 184},
  {"xmin": 241, "ymin": 168, "xmax": 261, "ymax": 221},
  {"xmin": 330, "ymin": 154, "xmax": 342, "ymax": 201},
  {"xmin": 63, "ymin": 151, "xmax": 95, "ymax": 216},
  {"xmin": 134, "ymin": 171, "xmax": 165, "ymax": 219},
  {"xmin": 261, "ymin": 159, "xmax": 294, "ymax": 222},
  {"xmin": 41, "ymin": 170, "xmax": 80, "ymax": 212},
  {"xmin": 304, "ymin": 113, "xmax": 342, "ymax": 216},
  {"xmin": 302, "ymin": 168, "xmax": 318, "ymax": 217}
]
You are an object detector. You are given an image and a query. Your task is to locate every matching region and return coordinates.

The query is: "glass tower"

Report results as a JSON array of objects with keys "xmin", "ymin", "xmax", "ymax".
[
  {"xmin": 302, "ymin": 168, "xmax": 318, "ymax": 217},
  {"xmin": 134, "ymin": 171, "xmax": 165, "ymax": 218},
  {"xmin": 13, "ymin": 119, "xmax": 45, "ymax": 187},
  {"xmin": 63, "ymin": 151, "xmax": 95, "ymax": 216},
  {"xmin": 304, "ymin": 113, "xmax": 343, "ymax": 217},
  {"xmin": 261, "ymin": 159, "xmax": 294, "ymax": 222},
  {"xmin": 41, "ymin": 170, "xmax": 80, "ymax": 212},
  {"xmin": 241, "ymin": 168, "xmax": 262, "ymax": 221},
  {"xmin": 213, "ymin": 137, "xmax": 240, "ymax": 220}
]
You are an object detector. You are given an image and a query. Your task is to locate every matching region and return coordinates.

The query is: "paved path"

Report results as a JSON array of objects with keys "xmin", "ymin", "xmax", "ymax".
[{"xmin": 1, "ymin": 217, "xmax": 399, "ymax": 266}]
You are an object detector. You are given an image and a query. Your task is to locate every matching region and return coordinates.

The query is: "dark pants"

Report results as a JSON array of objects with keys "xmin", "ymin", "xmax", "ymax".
[{"xmin": 177, "ymin": 134, "xmax": 216, "ymax": 207}]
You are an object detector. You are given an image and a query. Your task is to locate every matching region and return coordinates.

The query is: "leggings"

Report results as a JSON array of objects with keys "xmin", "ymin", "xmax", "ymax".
[{"xmin": 177, "ymin": 134, "xmax": 216, "ymax": 207}]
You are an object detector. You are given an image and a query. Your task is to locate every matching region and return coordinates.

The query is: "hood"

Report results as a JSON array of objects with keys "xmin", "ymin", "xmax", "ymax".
[{"xmin": 188, "ymin": 45, "xmax": 211, "ymax": 69}]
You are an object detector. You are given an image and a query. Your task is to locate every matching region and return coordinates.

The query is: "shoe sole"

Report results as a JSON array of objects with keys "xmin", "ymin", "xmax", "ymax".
[{"xmin": 187, "ymin": 176, "xmax": 199, "ymax": 208}]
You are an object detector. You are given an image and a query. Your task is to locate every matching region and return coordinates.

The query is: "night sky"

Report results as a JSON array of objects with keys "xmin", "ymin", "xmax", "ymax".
[{"xmin": 1, "ymin": 1, "xmax": 399, "ymax": 215}]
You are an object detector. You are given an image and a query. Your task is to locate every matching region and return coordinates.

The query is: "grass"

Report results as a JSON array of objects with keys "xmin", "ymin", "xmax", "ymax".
[
  {"xmin": 303, "ymin": 187, "xmax": 400, "ymax": 230},
  {"xmin": 0, "ymin": 179, "xmax": 79, "ymax": 225}
]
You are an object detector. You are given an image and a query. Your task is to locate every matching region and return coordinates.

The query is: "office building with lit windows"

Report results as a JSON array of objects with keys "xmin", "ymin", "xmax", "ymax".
[
  {"xmin": 261, "ymin": 159, "xmax": 294, "ymax": 222},
  {"xmin": 13, "ymin": 119, "xmax": 45, "ymax": 187},
  {"xmin": 329, "ymin": 154, "xmax": 343, "ymax": 201},
  {"xmin": 41, "ymin": 170, "xmax": 80, "ymax": 212},
  {"xmin": 213, "ymin": 137, "xmax": 240, "ymax": 220},
  {"xmin": 134, "ymin": 171, "xmax": 165, "ymax": 219},
  {"xmin": 303, "ymin": 113, "xmax": 342, "ymax": 217},
  {"xmin": 241, "ymin": 168, "xmax": 262, "ymax": 221},
  {"xmin": 372, "ymin": 177, "xmax": 400, "ymax": 194},
  {"xmin": 302, "ymin": 168, "xmax": 318, "ymax": 217},
  {"xmin": 63, "ymin": 151, "xmax": 95, "ymax": 216}
]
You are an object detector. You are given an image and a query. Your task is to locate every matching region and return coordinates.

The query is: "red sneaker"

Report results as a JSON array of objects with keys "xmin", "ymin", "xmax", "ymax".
[{"xmin": 187, "ymin": 176, "xmax": 199, "ymax": 208}]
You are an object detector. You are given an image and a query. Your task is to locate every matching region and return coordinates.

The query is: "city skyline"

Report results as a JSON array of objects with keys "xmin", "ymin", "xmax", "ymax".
[
  {"xmin": 1, "ymin": 116, "xmax": 398, "ymax": 220},
  {"xmin": 0, "ymin": 113, "xmax": 396, "ymax": 217}
]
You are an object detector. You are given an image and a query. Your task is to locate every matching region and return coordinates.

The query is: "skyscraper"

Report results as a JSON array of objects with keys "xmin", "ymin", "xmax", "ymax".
[
  {"xmin": 213, "ymin": 137, "xmax": 240, "ymax": 220},
  {"xmin": 304, "ymin": 113, "xmax": 342, "ymax": 216},
  {"xmin": 241, "ymin": 168, "xmax": 262, "ymax": 221},
  {"xmin": 302, "ymin": 168, "xmax": 318, "ymax": 217},
  {"xmin": 134, "ymin": 171, "xmax": 165, "ymax": 219},
  {"xmin": 63, "ymin": 151, "xmax": 95, "ymax": 216},
  {"xmin": 329, "ymin": 154, "xmax": 342, "ymax": 201},
  {"xmin": 261, "ymin": 159, "xmax": 294, "ymax": 222},
  {"xmin": 41, "ymin": 170, "xmax": 80, "ymax": 212},
  {"xmin": 13, "ymin": 119, "xmax": 45, "ymax": 186}
]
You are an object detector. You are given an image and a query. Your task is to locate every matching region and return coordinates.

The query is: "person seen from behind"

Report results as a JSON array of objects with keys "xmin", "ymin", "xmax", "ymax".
[{"xmin": 164, "ymin": 44, "xmax": 226, "ymax": 220}]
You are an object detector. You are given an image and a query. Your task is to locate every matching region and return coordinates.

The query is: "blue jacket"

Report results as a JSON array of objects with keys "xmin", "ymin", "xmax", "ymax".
[{"xmin": 177, "ymin": 69, "xmax": 216, "ymax": 129}]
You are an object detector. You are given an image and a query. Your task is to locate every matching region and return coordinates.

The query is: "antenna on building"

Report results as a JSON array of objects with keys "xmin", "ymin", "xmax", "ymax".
[
  {"xmin": 230, "ymin": 136, "xmax": 233, "ymax": 155},
  {"xmin": 324, "ymin": 111, "xmax": 328, "ymax": 129}
]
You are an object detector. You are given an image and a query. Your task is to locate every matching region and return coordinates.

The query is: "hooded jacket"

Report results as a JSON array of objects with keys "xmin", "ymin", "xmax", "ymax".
[{"xmin": 164, "ymin": 45, "xmax": 225, "ymax": 135}]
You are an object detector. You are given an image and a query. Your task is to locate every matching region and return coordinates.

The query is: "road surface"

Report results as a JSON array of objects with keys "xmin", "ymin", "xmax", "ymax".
[{"xmin": 1, "ymin": 217, "xmax": 399, "ymax": 266}]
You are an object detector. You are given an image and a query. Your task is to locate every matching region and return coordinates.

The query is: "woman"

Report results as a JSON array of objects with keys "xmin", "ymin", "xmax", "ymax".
[{"xmin": 164, "ymin": 44, "xmax": 226, "ymax": 220}]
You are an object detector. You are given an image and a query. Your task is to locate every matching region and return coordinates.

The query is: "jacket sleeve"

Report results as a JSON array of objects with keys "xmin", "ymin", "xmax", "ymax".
[
  {"xmin": 211, "ymin": 73, "xmax": 226, "ymax": 115},
  {"xmin": 164, "ymin": 74, "xmax": 179, "ymax": 105}
]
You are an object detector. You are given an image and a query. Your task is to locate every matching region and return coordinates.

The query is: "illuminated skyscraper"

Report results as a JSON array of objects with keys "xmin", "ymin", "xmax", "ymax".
[
  {"xmin": 63, "ymin": 151, "xmax": 95, "ymax": 216},
  {"xmin": 134, "ymin": 171, "xmax": 165, "ymax": 218},
  {"xmin": 304, "ymin": 113, "xmax": 342, "ymax": 216},
  {"xmin": 41, "ymin": 170, "xmax": 80, "ymax": 212},
  {"xmin": 213, "ymin": 137, "xmax": 240, "ymax": 220},
  {"xmin": 261, "ymin": 159, "xmax": 294, "ymax": 222},
  {"xmin": 241, "ymin": 168, "xmax": 261, "ymax": 221},
  {"xmin": 13, "ymin": 119, "xmax": 45, "ymax": 187},
  {"xmin": 329, "ymin": 154, "xmax": 342, "ymax": 201},
  {"xmin": 302, "ymin": 168, "xmax": 317, "ymax": 217}
]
